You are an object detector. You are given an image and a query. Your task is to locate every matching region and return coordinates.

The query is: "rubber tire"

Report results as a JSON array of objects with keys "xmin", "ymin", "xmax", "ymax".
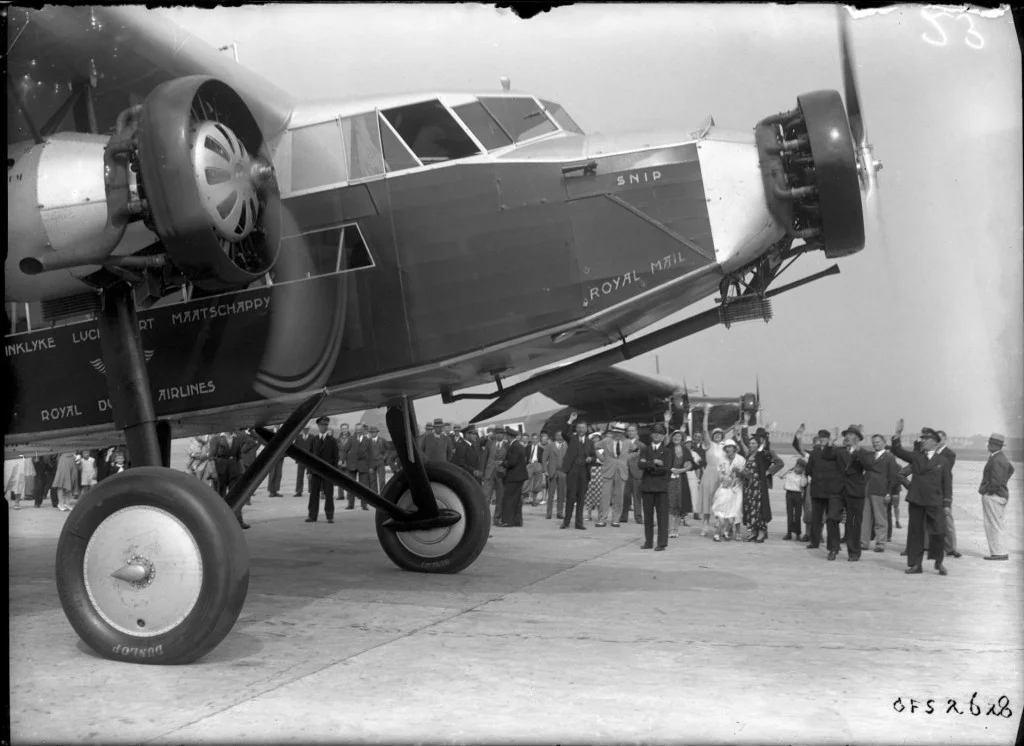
[
  {"xmin": 55, "ymin": 466, "xmax": 249, "ymax": 665},
  {"xmin": 374, "ymin": 462, "xmax": 489, "ymax": 574}
]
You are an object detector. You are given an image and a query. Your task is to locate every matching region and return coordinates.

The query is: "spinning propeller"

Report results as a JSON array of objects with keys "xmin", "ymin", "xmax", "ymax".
[{"xmin": 838, "ymin": 8, "xmax": 890, "ymax": 253}]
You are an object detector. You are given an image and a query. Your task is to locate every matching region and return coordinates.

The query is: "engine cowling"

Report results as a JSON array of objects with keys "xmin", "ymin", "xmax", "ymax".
[
  {"xmin": 755, "ymin": 89, "xmax": 865, "ymax": 259},
  {"xmin": 136, "ymin": 76, "xmax": 281, "ymax": 291}
]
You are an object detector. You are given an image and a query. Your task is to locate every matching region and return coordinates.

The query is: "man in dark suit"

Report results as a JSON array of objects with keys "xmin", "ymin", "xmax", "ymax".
[
  {"xmin": 543, "ymin": 430, "xmax": 567, "ymax": 520},
  {"xmin": 422, "ymin": 418, "xmax": 452, "ymax": 463},
  {"xmin": 935, "ymin": 430, "xmax": 961, "ymax": 559},
  {"xmin": 307, "ymin": 415, "xmax": 339, "ymax": 523},
  {"xmin": 210, "ymin": 431, "xmax": 249, "ymax": 529},
  {"xmin": 452, "ymin": 425, "xmax": 480, "ymax": 477},
  {"xmin": 293, "ymin": 425, "xmax": 314, "ymax": 496},
  {"xmin": 500, "ymin": 429, "xmax": 529, "ymax": 526},
  {"xmin": 794, "ymin": 425, "xmax": 841, "ymax": 550},
  {"xmin": 560, "ymin": 417, "xmax": 598, "ymax": 530},
  {"xmin": 820, "ymin": 425, "xmax": 875, "ymax": 561},
  {"xmin": 485, "ymin": 428, "xmax": 509, "ymax": 525},
  {"xmin": 978, "ymin": 432, "xmax": 1014, "ymax": 561},
  {"xmin": 336, "ymin": 424, "xmax": 355, "ymax": 506},
  {"xmin": 350, "ymin": 424, "xmax": 371, "ymax": 510},
  {"xmin": 638, "ymin": 423, "xmax": 672, "ymax": 551},
  {"xmin": 890, "ymin": 422, "xmax": 949, "ymax": 576}
]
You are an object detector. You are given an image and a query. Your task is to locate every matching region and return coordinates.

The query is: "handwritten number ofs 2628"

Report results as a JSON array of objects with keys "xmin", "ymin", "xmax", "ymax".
[
  {"xmin": 921, "ymin": 9, "xmax": 985, "ymax": 50},
  {"xmin": 893, "ymin": 694, "xmax": 1012, "ymax": 718}
]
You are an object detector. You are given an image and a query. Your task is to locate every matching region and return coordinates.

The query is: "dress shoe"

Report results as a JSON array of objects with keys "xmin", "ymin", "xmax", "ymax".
[
  {"xmin": 327, "ymin": 518, "xmax": 334, "ymax": 523},
  {"xmin": 239, "ymin": 521, "xmax": 250, "ymax": 530},
  {"xmin": 905, "ymin": 565, "xmax": 922, "ymax": 574},
  {"xmin": 848, "ymin": 556, "xmax": 860, "ymax": 562},
  {"xmin": 896, "ymin": 521, "xmax": 902, "ymax": 528},
  {"xmin": 783, "ymin": 533, "xmax": 792, "ymax": 541},
  {"xmin": 575, "ymin": 525, "xmax": 586, "ymax": 530},
  {"xmin": 595, "ymin": 522, "xmax": 607, "ymax": 527},
  {"xmin": 640, "ymin": 543, "xmax": 653, "ymax": 549},
  {"xmin": 654, "ymin": 546, "xmax": 666, "ymax": 552},
  {"xmin": 899, "ymin": 550, "xmax": 907, "ymax": 556},
  {"xmin": 345, "ymin": 506, "xmax": 355, "ymax": 510},
  {"xmin": 806, "ymin": 543, "xmax": 820, "ymax": 549},
  {"xmin": 799, "ymin": 534, "xmax": 810, "ymax": 542},
  {"xmin": 873, "ymin": 546, "xmax": 885, "ymax": 553},
  {"xmin": 556, "ymin": 514, "xmax": 564, "ymax": 520},
  {"xmin": 269, "ymin": 492, "xmax": 282, "ymax": 497},
  {"xmin": 827, "ymin": 551, "xmax": 837, "ymax": 561},
  {"xmin": 559, "ymin": 523, "xmax": 569, "ymax": 529},
  {"xmin": 305, "ymin": 517, "xmax": 317, "ymax": 523},
  {"xmin": 947, "ymin": 551, "xmax": 962, "ymax": 559},
  {"xmin": 611, "ymin": 522, "xmax": 620, "ymax": 527},
  {"xmin": 935, "ymin": 562, "xmax": 948, "ymax": 576},
  {"xmin": 984, "ymin": 554, "xmax": 1009, "ymax": 561},
  {"xmin": 545, "ymin": 515, "xmax": 552, "ymax": 520}
]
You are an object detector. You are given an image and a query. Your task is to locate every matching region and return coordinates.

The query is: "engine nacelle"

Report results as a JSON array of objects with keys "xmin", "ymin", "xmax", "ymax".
[
  {"xmin": 6, "ymin": 134, "xmax": 157, "ymax": 302},
  {"xmin": 136, "ymin": 76, "xmax": 281, "ymax": 291},
  {"xmin": 755, "ymin": 89, "xmax": 865, "ymax": 259}
]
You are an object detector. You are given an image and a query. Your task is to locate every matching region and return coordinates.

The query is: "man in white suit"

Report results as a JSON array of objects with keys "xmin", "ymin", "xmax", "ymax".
[{"xmin": 596, "ymin": 423, "xmax": 630, "ymax": 527}]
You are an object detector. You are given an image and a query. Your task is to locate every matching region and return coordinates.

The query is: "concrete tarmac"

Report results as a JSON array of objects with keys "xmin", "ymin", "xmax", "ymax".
[{"xmin": 8, "ymin": 455, "xmax": 1023, "ymax": 744}]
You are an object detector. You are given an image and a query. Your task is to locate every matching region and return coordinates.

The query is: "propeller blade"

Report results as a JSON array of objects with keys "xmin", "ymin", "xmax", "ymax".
[{"xmin": 838, "ymin": 6, "xmax": 865, "ymax": 149}]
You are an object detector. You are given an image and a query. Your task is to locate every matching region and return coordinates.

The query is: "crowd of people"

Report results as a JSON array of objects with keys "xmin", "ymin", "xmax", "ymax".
[{"xmin": 7, "ymin": 410, "xmax": 1015, "ymax": 569}]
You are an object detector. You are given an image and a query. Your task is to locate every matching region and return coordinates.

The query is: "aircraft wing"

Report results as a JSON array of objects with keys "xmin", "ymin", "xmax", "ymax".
[
  {"xmin": 7, "ymin": 6, "xmax": 295, "ymax": 145},
  {"xmin": 540, "ymin": 367, "xmax": 679, "ymax": 422}
]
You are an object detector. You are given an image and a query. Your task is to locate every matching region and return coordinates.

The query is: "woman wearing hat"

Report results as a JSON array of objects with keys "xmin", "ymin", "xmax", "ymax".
[
  {"xmin": 711, "ymin": 439, "xmax": 745, "ymax": 541},
  {"xmin": 696, "ymin": 405, "xmax": 727, "ymax": 537},
  {"xmin": 584, "ymin": 431, "xmax": 605, "ymax": 522},
  {"xmin": 741, "ymin": 427, "xmax": 784, "ymax": 542},
  {"xmin": 667, "ymin": 430, "xmax": 695, "ymax": 538}
]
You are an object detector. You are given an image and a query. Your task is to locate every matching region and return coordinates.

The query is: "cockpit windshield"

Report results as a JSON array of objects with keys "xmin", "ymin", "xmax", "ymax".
[
  {"xmin": 540, "ymin": 99, "xmax": 584, "ymax": 135},
  {"xmin": 478, "ymin": 96, "xmax": 557, "ymax": 143}
]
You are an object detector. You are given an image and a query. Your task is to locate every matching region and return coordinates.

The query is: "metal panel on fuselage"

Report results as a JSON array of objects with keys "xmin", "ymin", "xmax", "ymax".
[
  {"xmin": 565, "ymin": 144, "xmax": 715, "ymax": 314},
  {"xmin": 386, "ymin": 162, "xmax": 580, "ymax": 364}
]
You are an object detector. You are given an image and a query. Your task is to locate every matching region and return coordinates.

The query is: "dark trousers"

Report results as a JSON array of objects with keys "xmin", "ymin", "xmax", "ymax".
[
  {"xmin": 827, "ymin": 495, "xmax": 864, "ymax": 558},
  {"xmin": 808, "ymin": 497, "xmax": 829, "ymax": 546},
  {"xmin": 502, "ymin": 480, "xmax": 525, "ymax": 526},
  {"xmin": 562, "ymin": 467, "xmax": 588, "ymax": 527},
  {"xmin": 906, "ymin": 502, "xmax": 945, "ymax": 567},
  {"xmin": 295, "ymin": 459, "xmax": 307, "ymax": 495},
  {"xmin": 348, "ymin": 471, "xmax": 370, "ymax": 508},
  {"xmin": 267, "ymin": 458, "xmax": 282, "ymax": 494},
  {"xmin": 642, "ymin": 492, "xmax": 669, "ymax": 548},
  {"xmin": 308, "ymin": 475, "xmax": 334, "ymax": 520},
  {"xmin": 886, "ymin": 494, "xmax": 901, "ymax": 541},
  {"xmin": 217, "ymin": 469, "xmax": 244, "ymax": 523},
  {"xmin": 785, "ymin": 490, "xmax": 803, "ymax": 535}
]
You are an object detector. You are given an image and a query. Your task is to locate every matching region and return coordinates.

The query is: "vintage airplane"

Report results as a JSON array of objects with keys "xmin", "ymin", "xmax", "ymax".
[
  {"xmin": 470, "ymin": 367, "xmax": 764, "ymax": 439},
  {"xmin": 4, "ymin": 6, "xmax": 882, "ymax": 664}
]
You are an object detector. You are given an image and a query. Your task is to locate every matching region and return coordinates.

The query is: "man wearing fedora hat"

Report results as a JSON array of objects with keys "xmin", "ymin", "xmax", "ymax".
[
  {"xmin": 499, "ymin": 427, "xmax": 528, "ymax": 527},
  {"xmin": 596, "ymin": 423, "xmax": 629, "ymax": 527},
  {"xmin": 978, "ymin": 432, "xmax": 1014, "ymax": 561},
  {"xmin": 793, "ymin": 424, "xmax": 841, "ymax": 550},
  {"xmin": 820, "ymin": 424, "xmax": 875, "ymax": 561},
  {"xmin": 890, "ymin": 420, "xmax": 949, "ymax": 575},
  {"xmin": 422, "ymin": 418, "xmax": 452, "ymax": 464},
  {"xmin": 638, "ymin": 423, "xmax": 673, "ymax": 550}
]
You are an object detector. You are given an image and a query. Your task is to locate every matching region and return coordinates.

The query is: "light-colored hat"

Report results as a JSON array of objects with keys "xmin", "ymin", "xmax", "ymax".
[
  {"xmin": 610, "ymin": 422, "xmax": 628, "ymax": 434},
  {"xmin": 721, "ymin": 438, "xmax": 738, "ymax": 448},
  {"xmin": 989, "ymin": 432, "xmax": 1006, "ymax": 445}
]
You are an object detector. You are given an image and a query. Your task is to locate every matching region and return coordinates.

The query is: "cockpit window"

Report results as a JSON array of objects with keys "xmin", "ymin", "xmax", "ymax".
[
  {"xmin": 540, "ymin": 99, "xmax": 584, "ymax": 135},
  {"xmin": 452, "ymin": 101, "xmax": 513, "ymax": 151},
  {"xmin": 478, "ymin": 96, "xmax": 557, "ymax": 143},
  {"xmin": 381, "ymin": 100, "xmax": 481, "ymax": 164}
]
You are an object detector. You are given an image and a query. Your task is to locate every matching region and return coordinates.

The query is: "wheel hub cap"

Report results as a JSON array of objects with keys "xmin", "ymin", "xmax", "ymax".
[
  {"xmin": 83, "ymin": 506, "xmax": 203, "ymax": 637},
  {"xmin": 394, "ymin": 484, "xmax": 466, "ymax": 558}
]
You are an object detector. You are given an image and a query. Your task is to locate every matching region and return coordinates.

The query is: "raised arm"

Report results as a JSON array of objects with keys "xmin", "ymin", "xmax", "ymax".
[{"xmin": 792, "ymin": 423, "xmax": 809, "ymax": 458}]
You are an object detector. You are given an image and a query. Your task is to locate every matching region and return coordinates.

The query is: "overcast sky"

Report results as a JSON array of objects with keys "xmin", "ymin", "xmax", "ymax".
[{"xmin": 163, "ymin": 4, "xmax": 1022, "ymax": 438}]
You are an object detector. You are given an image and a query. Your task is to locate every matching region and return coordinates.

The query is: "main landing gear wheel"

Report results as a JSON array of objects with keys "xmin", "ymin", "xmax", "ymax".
[
  {"xmin": 55, "ymin": 467, "xmax": 250, "ymax": 665},
  {"xmin": 374, "ymin": 462, "xmax": 489, "ymax": 574}
]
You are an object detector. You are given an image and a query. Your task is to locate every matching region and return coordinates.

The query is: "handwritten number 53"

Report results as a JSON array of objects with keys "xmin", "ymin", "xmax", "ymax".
[{"xmin": 921, "ymin": 9, "xmax": 985, "ymax": 50}]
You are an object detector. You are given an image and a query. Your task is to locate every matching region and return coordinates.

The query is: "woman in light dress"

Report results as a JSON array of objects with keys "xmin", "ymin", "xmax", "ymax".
[
  {"xmin": 697, "ymin": 406, "xmax": 727, "ymax": 536},
  {"xmin": 79, "ymin": 452, "xmax": 96, "ymax": 499},
  {"xmin": 711, "ymin": 439, "xmax": 746, "ymax": 542},
  {"xmin": 51, "ymin": 452, "xmax": 79, "ymax": 512},
  {"xmin": 187, "ymin": 435, "xmax": 217, "ymax": 489}
]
